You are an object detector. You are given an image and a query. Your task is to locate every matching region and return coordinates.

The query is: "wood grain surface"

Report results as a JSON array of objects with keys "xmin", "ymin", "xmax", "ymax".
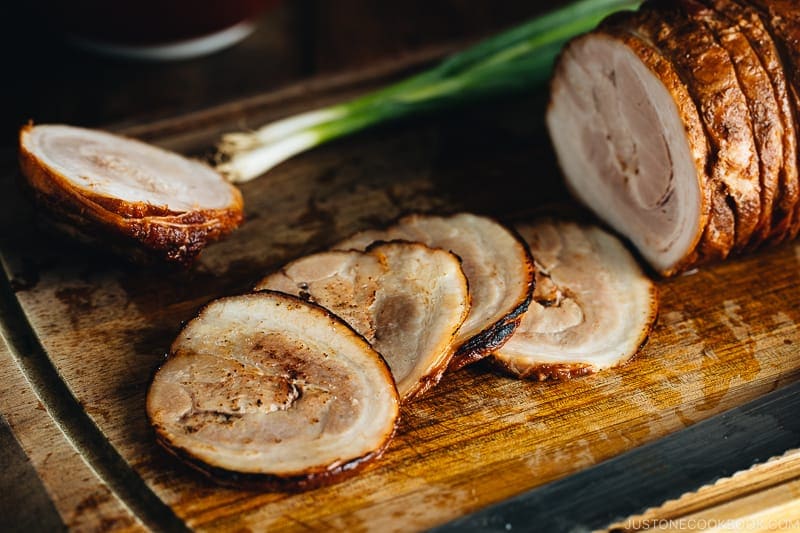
[{"xmin": 2, "ymin": 61, "xmax": 800, "ymax": 531}]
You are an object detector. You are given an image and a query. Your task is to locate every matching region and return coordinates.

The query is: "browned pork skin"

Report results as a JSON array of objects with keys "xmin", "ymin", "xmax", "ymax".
[
  {"xmin": 19, "ymin": 124, "xmax": 243, "ymax": 265},
  {"xmin": 547, "ymin": 27, "xmax": 709, "ymax": 276},
  {"xmin": 705, "ymin": 0, "xmax": 799, "ymax": 245},
  {"xmin": 744, "ymin": 0, "xmax": 800, "ymax": 240},
  {"xmin": 256, "ymin": 241, "xmax": 470, "ymax": 401},
  {"xmin": 692, "ymin": 0, "xmax": 781, "ymax": 249},
  {"xmin": 335, "ymin": 213, "xmax": 534, "ymax": 370},
  {"xmin": 493, "ymin": 220, "xmax": 658, "ymax": 380},
  {"xmin": 147, "ymin": 292, "xmax": 399, "ymax": 490}
]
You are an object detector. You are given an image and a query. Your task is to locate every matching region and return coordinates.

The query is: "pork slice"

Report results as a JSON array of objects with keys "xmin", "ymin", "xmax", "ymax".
[
  {"xmin": 147, "ymin": 292, "xmax": 399, "ymax": 490},
  {"xmin": 21, "ymin": 124, "xmax": 239, "ymax": 216},
  {"xmin": 336, "ymin": 213, "xmax": 535, "ymax": 369},
  {"xmin": 256, "ymin": 242, "xmax": 469, "ymax": 400},
  {"xmin": 19, "ymin": 124, "xmax": 244, "ymax": 264},
  {"xmin": 492, "ymin": 220, "xmax": 658, "ymax": 380}
]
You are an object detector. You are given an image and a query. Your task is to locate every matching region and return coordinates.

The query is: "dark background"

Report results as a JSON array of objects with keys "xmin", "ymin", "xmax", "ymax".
[{"xmin": 2, "ymin": 0, "xmax": 557, "ymax": 146}]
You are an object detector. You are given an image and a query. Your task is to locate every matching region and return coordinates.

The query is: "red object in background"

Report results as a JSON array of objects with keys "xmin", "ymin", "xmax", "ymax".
[{"xmin": 42, "ymin": 0, "xmax": 279, "ymax": 60}]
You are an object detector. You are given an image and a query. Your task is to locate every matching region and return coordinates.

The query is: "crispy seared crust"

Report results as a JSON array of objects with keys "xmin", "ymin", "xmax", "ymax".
[
  {"xmin": 448, "ymin": 314, "xmax": 526, "ymax": 371},
  {"xmin": 742, "ymin": 0, "xmax": 800, "ymax": 240},
  {"xmin": 18, "ymin": 124, "xmax": 244, "ymax": 265},
  {"xmin": 82, "ymin": 192, "xmax": 183, "ymax": 219},
  {"xmin": 152, "ymin": 431, "xmax": 393, "ymax": 492},
  {"xmin": 717, "ymin": 0, "xmax": 800, "ymax": 245},
  {"xmin": 694, "ymin": 0, "xmax": 782, "ymax": 249},
  {"xmin": 434, "ymin": 216, "xmax": 535, "ymax": 371},
  {"xmin": 29, "ymin": 187, "xmax": 236, "ymax": 264}
]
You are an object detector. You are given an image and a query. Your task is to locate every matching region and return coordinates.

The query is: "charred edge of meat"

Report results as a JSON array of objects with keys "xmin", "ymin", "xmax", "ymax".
[
  {"xmin": 430, "ymin": 213, "xmax": 536, "ymax": 367},
  {"xmin": 151, "ymin": 426, "xmax": 396, "ymax": 492},
  {"xmin": 450, "ymin": 270, "xmax": 534, "ymax": 369},
  {"xmin": 752, "ymin": 1, "xmax": 800, "ymax": 240},
  {"xmin": 705, "ymin": 0, "xmax": 798, "ymax": 246},
  {"xmin": 82, "ymin": 192, "xmax": 183, "ymax": 219},
  {"xmin": 18, "ymin": 146, "xmax": 243, "ymax": 266},
  {"xmin": 32, "ymin": 200, "xmax": 195, "ymax": 267},
  {"xmin": 665, "ymin": 5, "xmax": 761, "ymax": 253},
  {"xmin": 692, "ymin": 0, "xmax": 781, "ymax": 249},
  {"xmin": 28, "ymin": 187, "xmax": 207, "ymax": 266},
  {"xmin": 84, "ymin": 190, "xmax": 244, "ymax": 223},
  {"xmin": 449, "ymin": 318, "xmax": 524, "ymax": 371},
  {"xmin": 30, "ymin": 185, "xmax": 236, "ymax": 266},
  {"xmin": 729, "ymin": 1, "xmax": 800, "ymax": 242}
]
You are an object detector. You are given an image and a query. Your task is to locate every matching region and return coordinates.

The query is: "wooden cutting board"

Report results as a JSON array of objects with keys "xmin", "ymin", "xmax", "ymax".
[{"xmin": 1, "ymin": 58, "xmax": 800, "ymax": 532}]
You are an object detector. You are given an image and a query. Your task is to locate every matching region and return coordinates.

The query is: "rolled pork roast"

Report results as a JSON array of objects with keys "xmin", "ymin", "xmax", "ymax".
[{"xmin": 547, "ymin": 0, "xmax": 800, "ymax": 275}]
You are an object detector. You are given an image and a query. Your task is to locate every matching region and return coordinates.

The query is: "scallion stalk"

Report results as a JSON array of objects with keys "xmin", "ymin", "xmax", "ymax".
[{"xmin": 217, "ymin": 0, "xmax": 643, "ymax": 182}]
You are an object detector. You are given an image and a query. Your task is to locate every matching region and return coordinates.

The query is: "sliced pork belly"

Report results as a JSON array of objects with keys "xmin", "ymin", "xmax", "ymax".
[
  {"xmin": 19, "ymin": 124, "xmax": 243, "ymax": 264},
  {"xmin": 493, "ymin": 220, "xmax": 658, "ymax": 380},
  {"xmin": 336, "ymin": 213, "xmax": 534, "ymax": 370},
  {"xmin": 547, "ymin": 28, "xmax": 709, "ymax": 276},
  {"xmin": 147, "ymin": 292, "xmax": 399, "ymax": 490},
  {"xmin": 744, "ymin": 0, "xmax": 800, "ymax": 240},
  {"xmin": 693, "ymin": 0, "xmax": 781, "ymax": 248},
  {"xmin": 704, "ymin": 0, "xmax": 798, "ymax": 245},
  {"xmin": 256, "ymin": 242, "xmax": 469, "ymax": 400}
]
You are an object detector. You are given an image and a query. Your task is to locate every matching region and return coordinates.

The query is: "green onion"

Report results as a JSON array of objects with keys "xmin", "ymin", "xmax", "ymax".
[{"xmin": 217, "ymin": 0, "xmax": 643, "ymax": 183}]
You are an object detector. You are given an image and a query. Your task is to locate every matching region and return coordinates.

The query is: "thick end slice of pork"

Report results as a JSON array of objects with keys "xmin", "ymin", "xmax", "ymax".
[
  {"xmin": 18, "ymin": 124, "xmax": 243, "ymax": 264},
  {"xmin": 493, "ymin": 220, "xmax": 658, "ymax": 380},
  {"xmin": 336, "ymin": 213, "xmax": 535, "ymax": 370},
  {"xmin": 547, "ymin": 30, "xmax": 709, "ymax": 276},
  {"xmin": 147, "ymin": 292, "xmax": 399, "ymax": 491},
  {"xmin": 256, "ymin": 241, "xmax": 469, "ymax": 401}
]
